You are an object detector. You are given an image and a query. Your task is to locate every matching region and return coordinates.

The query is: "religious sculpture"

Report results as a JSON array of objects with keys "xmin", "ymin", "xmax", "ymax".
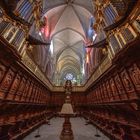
[{"xmin": 64, "ymin": 80, "xmax": 72, "ymax": 94}]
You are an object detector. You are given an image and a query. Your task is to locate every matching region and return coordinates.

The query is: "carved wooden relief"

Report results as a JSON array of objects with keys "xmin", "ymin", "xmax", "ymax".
[
  {"xmin": 121, "ymin": 70, "xmax": 134, "ymax": 92},
  {"xmin": 94, "ymin": 90, "xmax": 98, "ymax": 103},
  {"xmin": 103, "ymin": 82, "xmax": 109, "ymax": 102},
  {"xmin": 128, "ymin": 64, "xmax": 140, "ymax": 91},
  {"xmin": 100, "ymin": 84, "xmax": 104, "ymax": 102},
  {"xmin": 17, "ymin": 77, "xmax": 26, "ymax": 95},
  {"xmin": 21, "ymin": 80, "xmax": 30, "ymax": 101},
  {"xmin": 114, "ymin": 74, "xmax": 128, "ymax": 100},
  {"xmin": 114, "ymin": 74, "xmax": 124, "ymax": 93},
  {"xmin": 6, "ymin": 74, "xmax": 21, "ymax": 100},
  {"xmin": 34, "ymin": 85, "xmax": 39, "ymax": 102},
  {"xmin": 35, "ymin": 86, "xmax": 39, "ymax": 102},
  {"xmin": 110, "ymin": 78, "xmax": 120, "ymax": 100},
  {"xmin": 94, "ymin": 87, "xmax": 98, "ymax": 103},
  {"xmin": 31, "ymin": 84, "xmax": 36, "ymax": 102},
  {"xmin": 88, "ymin": 94, "xmax": 91, "ymax": 103},
  {"xmin": 97, "ymin": 86, "xmax": 102, "ymax": 103},
  {"xmin": 120, "ymin": 70, "xmax": 138, "ymax": 99},
  {"xmin": 91, "ymin": 91, "xmax": 94, "ymax": 102},
  {"xmin": 0, "ymin": 69, "xmax": 15, "ymax": 99},
  {"xmin": 26, "ymin": 82, "xmax": 33, "ymax": 100},
  {"xmin": 37, "ymin": 88, "xmax": 41, "ymax": 102},
  {"xmin": 89, "ymin": 91, "xmax": 92, "ymax": 102},
  {"xmin": 0, "ymin": 69, "xmax": 14, "ymax": 90},
  {"xmin": 106, "ymin": 80, "xmax": 114, "ymax": 101},
  {"xmin": 8, "ymin": 74, "xmax": 21, "ymax": 95},
  {"xmin": 0, "ymin": 63, "xmax": 6, "ymax": 84}
]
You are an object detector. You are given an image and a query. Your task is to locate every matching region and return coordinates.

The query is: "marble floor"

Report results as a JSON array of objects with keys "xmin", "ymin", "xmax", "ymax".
[{"xmin": 24, "ymin": 117, "xmax": 110, "ymax": 140}]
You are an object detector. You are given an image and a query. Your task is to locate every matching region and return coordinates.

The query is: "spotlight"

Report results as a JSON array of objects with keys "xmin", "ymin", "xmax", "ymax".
[{"xmin": 39, "ymin": 31, "xmax": 42, "ymax": 36}]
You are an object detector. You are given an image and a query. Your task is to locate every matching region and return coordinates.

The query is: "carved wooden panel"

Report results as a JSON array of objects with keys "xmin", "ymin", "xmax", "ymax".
[
  {"xmin": 6, "ymin": 74, "xmax": 21, "ymax": 100},
  {"xmin": 0, "ymin": 69, "xmax": 15, "ymax": 99},
  {"xmin": 94, "ymin": 90, "xmax": 98, "ymax": 103},
  {"xmin": 91, "ymin": 91, "xmax": 94, "ymax": 103},
  {"xmin": 30, "ymin": 84, "xmax": 36, "ymax": 102},
  {"xmin": 37, "ymin": 88, "xmax": 41, "ymax": 103},
  {"xmin": 15, "ymin": 77, "xmax": 26, "ymax": 101},
  {"xmin": 96, "ymin": 87, "xmax": 100, "ymax": 103},
  {"xmin": 33, "ymin": 85, "xmax": 38, "ymax": 102},
  {"xmin": 92, "ymin": 88, "xmax": 96, "ymax": 103},
  {"xmin": 106, "ymin": 80, "xmax": 114, "ymax": 101},
  {"xmin": 35, "ymin": 86, "xmax": 40, "ymax": 103},
  {"xmin": 110, "ymin": 78, "xmax": 120, "ymax": 101},
  {"xmin": 128, "ymin": 64, "xmax": 140, "ymax": 92},
  {"xmin": 103, "ymin": 82, "xmax": 109, "ymax": 102},
  {"xmin": 121, "ymin": 70, "xmax": 134, "ymax": 91},
  {"xmin": 21, "ymin": 80, "xmax": 30, "ymax": 102},
  {"xmin": 121, "ymin": 70, "xmax": 137, "ymax": 99},
  {"xmin": 88, "ymin": 94, "xmax": 91, "ymax": 104},
  {"xmin": 114, "ymin": 74, "xmax": 128, "ymax": 100},
  {"xmin": 26, "ymin": 82, "xmax": 33, "ymax": 101},
  {"xmin": 100, "ymin": 83, "xmax": 107, "ymax": 102},
  {"xmin": 99, "ymin": 84, "xmax": 104, "ymax": 103},
  {"xmin": 0, "ymin": 63, "xmax": 7, "ymax": 84},
  {"xmin": 10, "ymin": 74, "xmax": 20, "ymax": 92}
]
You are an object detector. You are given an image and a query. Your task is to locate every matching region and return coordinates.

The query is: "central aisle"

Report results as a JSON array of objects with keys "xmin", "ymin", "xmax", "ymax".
[{"xmin": 24, "ymin": 117, "xmax": 110, "ymax": 140}]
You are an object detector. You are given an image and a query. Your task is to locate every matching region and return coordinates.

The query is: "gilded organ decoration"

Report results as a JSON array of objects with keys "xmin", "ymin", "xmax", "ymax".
[
  {"xmin": 128, "ymin": 64, "xmax": 140, "ymax": 90},
  {"xmin": 120, "ymin": 27, "xmax": 134, "ymax": 43},
  {"xmin": 33, "ymin": 1, "xmax": 42, "ymax": 29},
  {"xmin": 109, "ymin": 34, "xmax": 120, "ymax": 54},
  {"xmin": 133, "ymin": 15, "xmax": 140, "ymax": 33}
]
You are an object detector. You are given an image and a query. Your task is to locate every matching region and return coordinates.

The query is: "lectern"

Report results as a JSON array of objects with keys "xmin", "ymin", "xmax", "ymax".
[{"xmin": 60, "ymin": 80, "xmax": 74, "ymax": 140}]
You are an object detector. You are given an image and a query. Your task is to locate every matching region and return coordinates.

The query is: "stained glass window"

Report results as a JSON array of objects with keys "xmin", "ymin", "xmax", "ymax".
[{"xmin": 65, "ymin": 73, "xmax": 74, "ymax": 80}]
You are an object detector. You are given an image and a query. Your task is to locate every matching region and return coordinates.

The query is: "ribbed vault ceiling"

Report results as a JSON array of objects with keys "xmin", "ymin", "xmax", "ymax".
[{"xmin": 42, "ymin": 0, "xmax": 95, "ymax": 81}]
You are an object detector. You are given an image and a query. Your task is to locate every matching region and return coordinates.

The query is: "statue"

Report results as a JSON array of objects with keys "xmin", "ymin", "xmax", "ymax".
[{"xmin": 64, "ymin": 80, "xmax": 72, "ymax": 94}]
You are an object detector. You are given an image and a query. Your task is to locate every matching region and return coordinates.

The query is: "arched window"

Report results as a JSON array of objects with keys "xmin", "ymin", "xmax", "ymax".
[{"xmin": 65, "ymin": 73, "xmax": 74, "ymax": 80}]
